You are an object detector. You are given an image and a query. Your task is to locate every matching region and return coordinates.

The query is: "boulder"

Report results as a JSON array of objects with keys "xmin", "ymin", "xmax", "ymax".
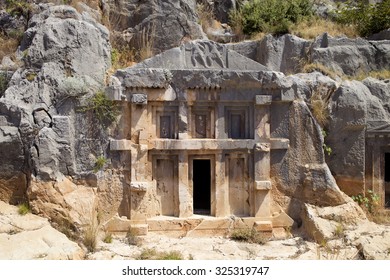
[
  {"xmin": 301, "ymin": 200, "xmax": 366, "ymax": 242},
  {"xmin": 27, "ymin": 177, "xmax": 98, "ymax": 228},
  {"xmin": 326, "ymin": 80, "xmax": 389, "ymax": 195},
  {"xmin": 107, "ymin": 0, "xmax": 205, "ymax": 53},
  {"xmin": 257, "ymin": 34, "xmax": 310, "ymax": 74},
  {"xmin": 272, "ymin": 100, "xmax": 346, "ymax": 208},
  {"xmin": 0, "ymin": 201, "xmax": 84, "ymax": 260},
  {"xmin": 213, "ymin": 0, "xmax": 236, "ymax": 23},
  {"xmin": 362, "ymin": 78, "xmax": 390, "ymax": 117},
  {"xmin": 0, "ymin": 5, "xmax": 115, "ymax": 225}
]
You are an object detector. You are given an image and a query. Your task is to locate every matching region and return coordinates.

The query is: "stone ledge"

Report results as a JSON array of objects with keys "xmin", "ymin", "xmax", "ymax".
[{"xmin": 111, "ymin": 138, "xmax": 289, "ymax": 151}]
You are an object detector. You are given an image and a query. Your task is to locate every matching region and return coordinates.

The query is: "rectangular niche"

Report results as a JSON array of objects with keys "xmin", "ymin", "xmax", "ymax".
[
  {"xmin": 191, "ymin": 107, "xmax": 214, "ymax": 138},
  {"xmin": 227, "ymin": 154, "xmax": 250, "ymax": 216},
  {"xmin": 225, "ymin": 106, "xmax": 252, "ymax": 139},
  {"xmin": 153, "ymin": 155, "xmax": 179, "ymax": 217},
  {"xmin": 155, "ymin": 106, "xmax": 178, "ymax": 139}
]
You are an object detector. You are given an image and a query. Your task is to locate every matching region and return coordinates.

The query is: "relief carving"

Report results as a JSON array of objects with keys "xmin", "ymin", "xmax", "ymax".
[{"xmin": 185, "ymin": 41, "xmax": 228, "ymax": 69}]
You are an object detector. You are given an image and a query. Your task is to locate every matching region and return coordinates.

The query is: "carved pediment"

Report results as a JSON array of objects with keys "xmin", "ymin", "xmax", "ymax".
[{"xmin": 132, "ymin": 40, "xmax": 268, "ymax": 71}]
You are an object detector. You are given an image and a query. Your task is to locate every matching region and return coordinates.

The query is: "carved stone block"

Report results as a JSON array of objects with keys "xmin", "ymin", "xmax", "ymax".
[
  {"xmin": 255, "ymin": 142, "xmax": 271, "ymax": 152},
  {"xmin": 131, "ymin": 93, "xmax": 147, "ymax": 104},
  {"xmin": 255, "ymin": 95, "xmax": 272, "ymax": 105}
]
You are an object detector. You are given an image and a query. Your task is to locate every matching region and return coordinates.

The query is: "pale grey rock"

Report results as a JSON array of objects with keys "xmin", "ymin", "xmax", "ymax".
[
  {"xmin": 0, "ymin": 9, "xmax": 26, "ymax": 36},
  {"xmin": 213, "ymin": 0, "xmax": 236, "ymax": 23},
  {"xmin": 227, "ymin": 40, "xmax": 259, "ymax": 62},
  {"xmin": 326, "ymin": 79, "xmax": 390, "ymax": 196},
  {"xmin": 107, "ymin": 0, "xmax": 205, "ymax": 53},
  {"xmin": 257, "ymin": 34, "xmax": 310, "ymax": 74},
  {"xmin": 368, "ymin": 28, "xmax": 390, "ymax": 41},
  {"xmin": 272, "ymin": 100, "xmax": 345, "ymax": 208},
  {"xmin": 0, "ymin": 5, "xmax": 111, "ymax": 211},
  {"xmin": 362, "ymin": 78, "xmax": 390, "ymax": 117},
  {"xmin": 229, "ymin": 33, "xmax": 389, "ymax": 77}
]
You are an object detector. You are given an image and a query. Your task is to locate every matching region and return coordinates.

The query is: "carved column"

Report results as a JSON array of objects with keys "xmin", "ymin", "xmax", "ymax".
[
  {"xmin": 215, "ymin": 153, "xmax": 229, "ymax": 217},
  {"xmin": 253, "ymin": 95, "xmax": 272, "ymax": 218},
  {"xmin": 178, "ymin": 151, "xmax": 192, "ymax": 217},
  {"xmin": 129, "ymin": 94, "xmax": 151, "ymax": 220}
]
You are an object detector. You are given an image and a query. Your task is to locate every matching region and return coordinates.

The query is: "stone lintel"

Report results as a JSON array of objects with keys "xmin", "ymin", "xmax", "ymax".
[
  {"xmin": 255, "ymin": 180, "xmax": 272, "ymax": 190},
  {"xmin": 130, "ymin": 182, "xmax": 150, "ymax": 192},
  {"xmin": 151, "ymin": 139, "xmax": 256, "ymax": 150},
  {"xmin": 112, "ymin": 139, "xmax": 289, "ymax": 151},
  {"xmin": 255, "ymin": 95, "xmax": 272, "ymax": 105}
]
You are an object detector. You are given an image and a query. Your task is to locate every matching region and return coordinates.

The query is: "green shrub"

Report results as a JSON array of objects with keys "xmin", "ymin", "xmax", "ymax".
[
  {"xmin": 5, "ymin": 0, "xmax": 32, "ymax": 17},
  {"xmin": 103, "ymin": 232, "xmax": 113, "ymax": 243},
  {"xmin": 335, "ymin": 0, "xmax": 390, "ymax": 37},
  {"xmin": 352, "ymin": 190, "xmax": 380, "ymax": 214},
  {"xmin": 81, "ymin": 91, "xmax": 119, "ymax": 124},
  {"xmin": 94, "ymin": 155, "xmax": 106, "ymax": 172},
  {"xmin": 17, "ymin": 202, "xmax": 30, "ymax": 215},
  {"xmin": 230, "ymin": 0, "xmax": 313, "ymax": 35}
]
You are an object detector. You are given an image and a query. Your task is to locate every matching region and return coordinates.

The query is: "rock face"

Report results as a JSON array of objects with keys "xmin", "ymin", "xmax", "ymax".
[
  {"xmin": 0, "ymin": 201, "xmax": 84, "ymax": 260},
  {"xmin": 228, "ymin": 33, "xmax": 390, "ymax": 76},
  {"xmin": 0, "ymin": 1, "xmax": 389, "ymax": 243},
  {"xmin": 327, "ymin": 79, "xmax": 390, "ymax": 197},
  {"xmin": 0, "ymin": 5, "xmax": 114, "ymax": 226},
  {"xmin": 107, "ymin": 0, "xmax": 205, "ymax": 53}
]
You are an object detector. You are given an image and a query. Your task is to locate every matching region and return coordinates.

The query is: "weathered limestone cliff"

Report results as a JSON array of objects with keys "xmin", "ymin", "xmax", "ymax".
[{"xmin": 0, "ymin": 1, "xmax": 389, "ymax": 259}]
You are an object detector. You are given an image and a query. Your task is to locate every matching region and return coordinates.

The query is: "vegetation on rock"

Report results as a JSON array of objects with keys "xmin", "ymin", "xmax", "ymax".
[
  {"xmin": 230, "ymin": 228, "xmax": 268, "ymax": 244},
  {"xmin": 17, "ymin": 202, "xmax": 30, "ymax": 215},
  {"xmin": 335, "ymin": 0, "xmax": 390, "ymax": 37},
  {"xmin": 229, "ymin": 0, "xmax": 313, "ymax": 35},
  {"xmin": 81, "ymin": 91, "xmax": 118, "ymax": 125}
]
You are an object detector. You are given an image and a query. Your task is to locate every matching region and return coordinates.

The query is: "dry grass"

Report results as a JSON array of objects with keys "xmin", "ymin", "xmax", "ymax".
[
  {"xmin": 250, "ymin": 32, "xmax": 266, "ymax": 41},
  {"xmin": 367, "ymin": 210, "xmax": 390, "ymax": 225},
  {"xmin": 290, "ymin": 18, "xmax": 359, "ymax": 40},
  {"xmin": 228, "ymin": 8, "xmax": 246, "ymax": 41},
  {"xmin": 303, "ymin": 63, "xmax": 342, "ymax": 80},
  {"xmin": 196, "ymin": 3, "xmax": 214, "ymax": 33},
  {"xmin": 138, "ymin": 24, "xmax": 155, "ymax": 62},
  {"xmin": 136, "ymin": 248, "xmax": 184, "ymax": 260},
  {"xmin": 349, "ymin": 69, "xmax": 390, "ymax": 81},
  {"xmin": 310, "ymin": 89, "xmax": 329, "ymax": 127},
  {"xmin": 230, "ymin": 228, "xmax": 268, "ymax": 245},
  {"xmin": 0, "ymin": 35, "xmax": 20, "ymax": 62}
]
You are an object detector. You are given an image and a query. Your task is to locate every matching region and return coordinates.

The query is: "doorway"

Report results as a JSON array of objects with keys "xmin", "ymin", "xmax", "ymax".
[
  {"xmin": 385, "ymin": 153, "xmax": 390, "ymax": 208},
  {"xmin": 193, "ymin": 159, "xmax": 211, "ymax": 215}
]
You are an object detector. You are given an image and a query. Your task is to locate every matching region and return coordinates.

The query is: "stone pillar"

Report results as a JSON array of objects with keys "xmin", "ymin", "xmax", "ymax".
[
  {"xmin": 179, "ymin": 102, "xmax": 189, "ymax": 139},
  {"xmin": 253, "ymin": 95, "xmax": 272, "ymax": 218},
  {"xmin": 215, "ymin": 103, "xmax": 227, "ymax": 139},
  {"xmin": 178, "ymin": 151, "xmax": 192, "ymax": 217},
  {"xmin": 215, "ymin": 153, "xmax": 229, "ymax": 217},
  {"xmin": 129, "ymin": 94, "xmax": 151, "ymax": 220}
]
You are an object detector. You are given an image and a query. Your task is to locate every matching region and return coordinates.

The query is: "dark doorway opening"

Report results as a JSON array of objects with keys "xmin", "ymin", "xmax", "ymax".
[
  {"xmin": 385, "ymin": 153, "xmax": 390, "ymax": 208},
  {"xmin": 193, "ymin": 159, "xmax": 211, "ymax": 215}
]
